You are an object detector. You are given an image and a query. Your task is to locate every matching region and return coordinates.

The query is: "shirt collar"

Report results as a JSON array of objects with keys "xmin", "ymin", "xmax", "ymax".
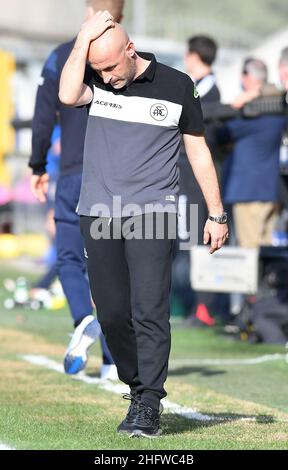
[{"xmin": 134, "ymin": 52, "xmax": 157, "ymax": 82}]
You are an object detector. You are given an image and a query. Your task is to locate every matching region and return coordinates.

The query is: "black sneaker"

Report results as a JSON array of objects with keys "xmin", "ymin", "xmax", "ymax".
[
  {"xmin": 130, "ymin": 401, "xmax": 164, "ymax": 438},
  {"xmin": 117, "ymin": 393, "xmax": 141, "ymax": 434}
]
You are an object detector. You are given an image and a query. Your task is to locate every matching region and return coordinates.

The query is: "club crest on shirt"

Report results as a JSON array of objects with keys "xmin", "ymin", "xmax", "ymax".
[{"xmin": 150, "ymin": 103, "xmax": 168, "ymax": 121}]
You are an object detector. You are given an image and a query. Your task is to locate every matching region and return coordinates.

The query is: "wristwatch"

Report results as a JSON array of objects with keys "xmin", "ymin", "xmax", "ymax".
[{"xmin": 208, "ymin": 212, "xmax": 228, "ymax": 224}]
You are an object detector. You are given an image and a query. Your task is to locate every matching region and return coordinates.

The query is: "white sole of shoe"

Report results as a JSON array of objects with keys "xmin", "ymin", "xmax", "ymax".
[{"xmin": 65, "ymin": 315, "xmax": 97, "ymax": 358}]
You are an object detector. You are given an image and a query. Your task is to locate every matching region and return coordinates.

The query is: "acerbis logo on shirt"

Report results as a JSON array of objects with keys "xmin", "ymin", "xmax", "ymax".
[{"xmin": 94, "ymin": 99, "xmax": 122, "ymax": 110}]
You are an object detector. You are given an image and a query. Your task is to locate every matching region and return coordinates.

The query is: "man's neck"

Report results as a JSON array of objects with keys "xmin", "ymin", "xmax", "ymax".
[
  {"xmin": 194, "ymin": 69, "xmax": 212, "ymax": 82},
  {"xmin": 134, "ymin": 55, "xmax": 151, "ymax": 80},
  {"xmin": 189, "ymin": 63, "xmax": 212, "ymax": 82}
]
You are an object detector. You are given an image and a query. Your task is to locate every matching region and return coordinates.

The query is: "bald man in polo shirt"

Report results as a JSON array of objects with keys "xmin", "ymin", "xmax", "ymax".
[{"xmin": 59, "ymin": 12, "xmax": 228, "ymax": 438}]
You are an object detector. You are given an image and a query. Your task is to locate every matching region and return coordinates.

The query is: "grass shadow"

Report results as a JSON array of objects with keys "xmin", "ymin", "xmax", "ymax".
[
  {"xmin": 161, "ymin": 412, "xmax": 275, "ymax": 435},
  {"xmin": 168, "ymin": 366, "xmax": 226, "ymax": 377}
]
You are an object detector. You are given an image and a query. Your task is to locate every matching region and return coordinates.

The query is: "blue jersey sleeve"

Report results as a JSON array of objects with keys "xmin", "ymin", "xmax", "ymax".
[{"xmin": 29, "ymin": 49, "xmax": 60, "ymax": 175}]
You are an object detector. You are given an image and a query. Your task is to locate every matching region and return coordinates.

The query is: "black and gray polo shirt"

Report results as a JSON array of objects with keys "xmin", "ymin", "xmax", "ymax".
[{"xmin": 77, "ymin": 52, "xmax": 204, "ymax": 218}]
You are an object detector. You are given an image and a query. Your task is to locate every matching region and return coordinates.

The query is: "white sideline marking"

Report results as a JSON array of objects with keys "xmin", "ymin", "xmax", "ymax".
[
  {"xmin": 21, "ymin": 354, "xmax": 285, "ymax": 424},
  {"xmin": 21, "ymin": 355, "xmax": 215, "ymax": 422},
  {"xmin": 161, "ymin": 400, "xmax": 213, "ymax": 422},
  {"xmin": 0, "ymin": 443, "xmax": 15, "ymax": 450},
  {"xmin": 169, "ymin": 353, "xmax": 286, "ymax": 367}
]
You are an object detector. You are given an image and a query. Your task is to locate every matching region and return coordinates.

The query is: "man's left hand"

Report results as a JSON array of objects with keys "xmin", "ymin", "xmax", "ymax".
[{"xmin": 203, "ymin": 219, "xmax": 229, "ymax": 254}]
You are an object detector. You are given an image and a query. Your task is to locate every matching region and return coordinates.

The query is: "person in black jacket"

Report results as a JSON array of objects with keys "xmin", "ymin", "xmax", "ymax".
[
  {"xmin": 29, "ymin": 0, "xmax": 125, "ymax": 379},
  {"xmin": 174, "ymin": 35, "xmax": 223, "ymax": 326},
  {"xmin": 182, "ymin": 36, "xmax": 221, "ymax": 235},
  {"xmin": 185, "ymin": 36, "xmax": 220, "ymax": 104}
]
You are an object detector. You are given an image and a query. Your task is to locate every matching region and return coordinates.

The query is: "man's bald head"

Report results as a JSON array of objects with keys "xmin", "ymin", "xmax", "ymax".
[
  {"xmin": 87, "ymin": 23, "xmax": 137, "ymax": 89},
  {"xmin": 88, "ymin": 23, "xmax": 129, "ymax": 64}
]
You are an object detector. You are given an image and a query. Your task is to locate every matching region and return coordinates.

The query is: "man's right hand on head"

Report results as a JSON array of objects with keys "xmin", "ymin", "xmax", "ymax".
[
  {"xmin": 80, "ymin": 10, "xmax": 115, "ymax": 43},
  {"xmin": 30, "ymin": 173, "xmax": 49, "ymax": 203}
]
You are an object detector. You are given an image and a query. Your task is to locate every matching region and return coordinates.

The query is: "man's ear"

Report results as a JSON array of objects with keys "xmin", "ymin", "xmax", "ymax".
[{"xmin": 126, "ymin": 41, "xmax": 136, "ymax": 58}]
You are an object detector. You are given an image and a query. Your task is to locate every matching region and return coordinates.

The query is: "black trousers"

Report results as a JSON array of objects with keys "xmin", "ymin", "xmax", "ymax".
[{"xmin": 80, "ymin": 213, "xmax": 176, "ymax": 410}]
